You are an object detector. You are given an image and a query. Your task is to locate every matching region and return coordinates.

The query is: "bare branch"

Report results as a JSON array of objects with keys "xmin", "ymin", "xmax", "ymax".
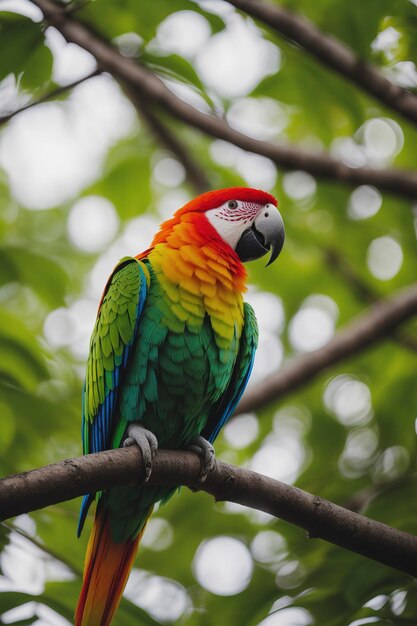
[
  {"xmin": 0, "ymin": 71, "xmax": 100, "ymax": 127},
  {"xmin": 1, "ymin": 447, "xmax": 417, "ymax": 577},
  {"xmin": 28, "ymin": 0, "xmax": 417, "ymax": 199},
  {"xmin": 122, "ymin": 82, "xmax": 210, "ymax": 193},
  {"xmin": 325, "ymin": 248, "xmax": 417, "ymax": 353},
  {"xmin": 238, "ymin": 283, "xmax": 417, "ymax": 414},
  {"xmin": 226, "ymin": 0, "xmax": 417, "ymax": 127}
]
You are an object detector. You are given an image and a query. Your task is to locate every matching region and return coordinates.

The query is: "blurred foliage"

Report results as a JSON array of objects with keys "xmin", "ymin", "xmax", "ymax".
[{"xmin": 0, "ymin": 0, "xmax": 417, "ymax": 625}]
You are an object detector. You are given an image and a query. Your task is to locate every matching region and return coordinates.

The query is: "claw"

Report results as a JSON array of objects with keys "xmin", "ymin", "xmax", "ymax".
[
  {"xmin": 123, "ymin": 423, "xmax": 158, "ymax": 481},
  {"xmin": 187, "ymin": 435, "xmax": 216, "ymax": 483}
]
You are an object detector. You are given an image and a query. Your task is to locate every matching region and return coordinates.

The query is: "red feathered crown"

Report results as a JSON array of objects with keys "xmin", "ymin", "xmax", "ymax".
[{"xmin": 176, "ymin": 187, "xmax": 278, "ymax": 215}]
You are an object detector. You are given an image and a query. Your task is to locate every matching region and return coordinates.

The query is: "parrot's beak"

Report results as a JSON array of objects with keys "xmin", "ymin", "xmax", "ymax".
[{"xmin": 236, "ymin": 205, "xmax": 285, "ymax": 266}]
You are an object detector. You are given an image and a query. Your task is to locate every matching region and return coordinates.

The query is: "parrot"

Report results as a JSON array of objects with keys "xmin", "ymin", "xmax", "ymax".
[{"xmin": 75, "ymin": 187, "xmax": 285, "ymax": 626}]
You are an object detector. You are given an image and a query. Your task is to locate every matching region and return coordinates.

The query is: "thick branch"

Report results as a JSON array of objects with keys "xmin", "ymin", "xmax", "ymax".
[
  {"xmin": 238, "ymin": 283, "xmax": 417, "ymax": 414},
  {"xmin": 0, "ymin": 71, "xmax": 99, "ymax": 127},
  {"xmin": 0, "ymin": 447, "xmax": 416, "ymax": 577},
  {"xmin": 29, "ymin": 0, "xmax": 417, "ymax": 199},
  {"xmin": 227, "ymin": 0, "xmax": 417, "ymax": 127}
]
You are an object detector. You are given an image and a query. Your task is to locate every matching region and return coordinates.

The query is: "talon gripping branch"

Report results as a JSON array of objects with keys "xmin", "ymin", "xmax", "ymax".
[{"xmin": 75, "ymin": 188, "xmax": 285, "ymax": 626}]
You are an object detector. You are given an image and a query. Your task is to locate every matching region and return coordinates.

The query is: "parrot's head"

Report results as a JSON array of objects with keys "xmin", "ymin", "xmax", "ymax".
[{"xmin": 156, "ymin": 187, "xmax": 285, "ymax": 267}]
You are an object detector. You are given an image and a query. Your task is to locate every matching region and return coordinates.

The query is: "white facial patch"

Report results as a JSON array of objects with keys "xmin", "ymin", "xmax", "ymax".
[{"xmin": 206, "ymin": 201, "xmax": 263, "ymax": 250}]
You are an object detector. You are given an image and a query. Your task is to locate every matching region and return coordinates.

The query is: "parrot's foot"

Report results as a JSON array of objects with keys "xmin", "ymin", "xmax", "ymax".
[
  {"xmin": 123, "ymin": 423, "xmax": 158, "ymax": 482},
  {"xmin": 187, "ymin": 436, "xmax": 216, "ymax": 483}
]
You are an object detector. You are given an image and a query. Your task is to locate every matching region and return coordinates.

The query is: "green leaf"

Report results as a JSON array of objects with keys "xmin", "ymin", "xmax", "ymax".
[
  {"xmin": 141, "ymin": 51, "xmax": 215, "ymax": 109},
  {"xmin": 0, "ymin": 13, "xmax": 53, "ymax": 89},
  {"xmin": 0, "ymin": 247, "xmax": 68, "ymax": 307}
]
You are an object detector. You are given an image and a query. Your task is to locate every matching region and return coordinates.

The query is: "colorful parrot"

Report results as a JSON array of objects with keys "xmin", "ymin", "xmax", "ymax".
[{"xmin": 75, "ymin": 187, "xmax": 285, "ymax": 626}]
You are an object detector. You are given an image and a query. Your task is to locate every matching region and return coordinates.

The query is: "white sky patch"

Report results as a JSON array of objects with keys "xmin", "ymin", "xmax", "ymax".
[
  {"xmin": 367, "ymin": 236, "xmax": 403, "ymax": 280},
  {"xmin": 193, "ymin": 536, "xmax": 253, "ymax": 595},
  {"xmin": 45, "ymin": 27, "xmax": 97, "ymax": 85},
  {"xmin": 371, "ymin": 26, "xmax": 401, "ymax": 61},
  {"xmin": 155, "ymin": 11, "xmax": 211, "ymax": 58},
  {"xmin": 227, "ymin": 97, "xmax": 288, "ymax": 140},
  {"xmin": 67, "ymin": 196, "xmax": 120, "ymax": 253},
  {"xmin": 0, "ymin": 0, "xmax": 42, "ymax": 21},
  {"xmin": 196, "ymin": 14, "xmax": 280, "ymax": 98},
  {"xmin": 0, "ymin": 76, "xmax": 136, "ymax": 209},
  {"xmin": 388, "ymin": 61, "xmax": 417, "ymax": 88}
]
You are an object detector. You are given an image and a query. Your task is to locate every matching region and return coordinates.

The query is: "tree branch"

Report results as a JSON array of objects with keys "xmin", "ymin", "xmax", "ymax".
[
  {"xmin": 122, "ymin": 82, "xmax": 210, "ymax": 193},
  {"xmin": 0, "ymin": 71, "xmax": 100, "ymax": 127},
  {"xmin": 28, "ymin": 0, "xmax": 417, "ymax": 199},
  {"xmin": 1, "ymin": 447, "xmax": 416, "ymax": 577},
  {"xmin": 226, "ymin": 0, "xmax": 417, "ymax": 127},
  {"xmin": 237, "ymin": 283, "xmax": 417, "ymax": 414},
  {"xmin": 325, "ymin": 248, "xmax": 417, "ymax": 353}
]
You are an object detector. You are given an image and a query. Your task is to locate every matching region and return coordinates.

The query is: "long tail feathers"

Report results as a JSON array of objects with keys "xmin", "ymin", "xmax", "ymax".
[{"xmin": 75, "ymin": 507, "xmax": 151, "ymax": 626}]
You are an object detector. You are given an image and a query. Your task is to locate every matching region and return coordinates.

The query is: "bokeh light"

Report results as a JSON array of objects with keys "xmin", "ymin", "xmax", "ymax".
[
  {"xmin": 288, "ymin": 295, "xmax": 338, "ymax": 353},
  {"xmin": 324, "ymin": 375, "xmax": 373, "ymax": 426},
  {"xmin": 196, "ymin": 15, "xmax": 280, "ymax": 98},
  {"xmin": 251, "ymin": 530, "xmax": 288, "ymax": 566},
  {"xmin": 223, "ymin": 413, "xmax": 259, "ymax": 449},
  {"xmin": 348, "ymin": 185, "xmax": 382, "ymax": 220},
  {"xmin": 67, "ymin": 196, "xmax": 119, "ymax": 253},
  {"xmin": 283, "ymin": 171, "xmax": 317, "ymax": 202},
  {"xmin": 140, "ymin": 517, "xmax": 174, "ymax": 551},
  {"xmin": 193, "ymin": 536, "xmax": 253, "ymax": 595},
  {"xmin": 156, "ymin": 11, "xmax": 211, "ymax": 58},
  {"xmin": 367, "ymin": 236, "xmax": 403, "ymax": 280},
  {"xmin": 256, "ymin": 607, "xmax": 312, "ymax": 626},
  {"xmin": 124, "ymin": 570, "xmax": 189, "ymax": 622}
]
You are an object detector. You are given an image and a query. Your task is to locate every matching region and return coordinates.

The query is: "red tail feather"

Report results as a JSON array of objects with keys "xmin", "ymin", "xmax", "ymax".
[{"xmin": 75, "ymin": 508, "xmax": 150, "ymax": 626}]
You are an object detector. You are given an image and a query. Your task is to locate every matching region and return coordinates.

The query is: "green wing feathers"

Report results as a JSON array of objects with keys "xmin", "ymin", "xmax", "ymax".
[{"xmin": 78, "ymin": 257, "xmax": 149, "ymax": 536}]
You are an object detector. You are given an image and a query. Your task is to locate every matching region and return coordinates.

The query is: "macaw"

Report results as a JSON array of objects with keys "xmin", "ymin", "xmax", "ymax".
[{"xmin": 75, "ymin": 187, "xmax": 285, "ymax": 626}]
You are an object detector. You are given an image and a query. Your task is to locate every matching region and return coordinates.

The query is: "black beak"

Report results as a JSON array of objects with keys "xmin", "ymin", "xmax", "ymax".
[{"xmin": 236, "ymin": 206, "xmax": 285, "ymax": 266}]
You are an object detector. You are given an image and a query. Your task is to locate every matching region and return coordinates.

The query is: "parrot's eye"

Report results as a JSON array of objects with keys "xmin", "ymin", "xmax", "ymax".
[{"xmin": 228, "ymin": 200, "xmax": 238, "ymax": 210}]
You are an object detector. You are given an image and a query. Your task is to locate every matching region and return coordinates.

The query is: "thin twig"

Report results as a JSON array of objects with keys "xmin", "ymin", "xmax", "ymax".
[
  {"xmin": 237, "ymin": 283, "xmax": 417, "ymax": 414},
  {"xmin": 0, "ymin": 447, "xmax": 416, "ymax": 577},
  {"xmin": 226, "ymin": 0, "xmax": 417, "ymax": 127},
  {"xmin": 0, "ymin": 71, "xmax": 100, "ymax": 127},
  {"xmin": 28, "ymin": 0, "xmax": 417, "ymax": 199}
]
